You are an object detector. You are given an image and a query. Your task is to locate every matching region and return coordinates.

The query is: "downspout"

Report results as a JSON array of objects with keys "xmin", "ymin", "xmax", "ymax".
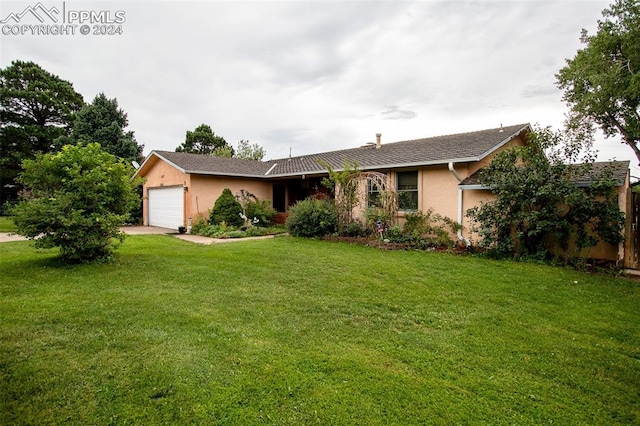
[{"xmin": 448, "ymin": 162, "xmax": 470, "ymax": 245}]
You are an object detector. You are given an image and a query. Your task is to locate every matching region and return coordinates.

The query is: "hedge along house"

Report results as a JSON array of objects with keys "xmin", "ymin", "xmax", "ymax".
[
  {"xmin": 134, "ymin": 123, "xmax": 631, "ymax": 264},
  {"xmin": 459, "ymin": 159, "xmax": 631, "ymax": 263}
]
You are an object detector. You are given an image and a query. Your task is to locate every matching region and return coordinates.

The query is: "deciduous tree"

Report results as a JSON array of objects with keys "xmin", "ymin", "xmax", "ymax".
[
  {"xmin": 11, "ymin": 143, "xmax": 141, "ymax": 263},
  {"xmin": 466, "ymin": 127, "xmax": 625, "ymax": 263},
  {"xmin": 213, "ymin": 145, "xmax": 234, "ymax": 158},
  {"xmin": 556, "ymin": 0, "xmax": 640, "ymax": 163},
  {"xmin": 235, "ymin": 139, "xmax": 266, "ymax": 161}
]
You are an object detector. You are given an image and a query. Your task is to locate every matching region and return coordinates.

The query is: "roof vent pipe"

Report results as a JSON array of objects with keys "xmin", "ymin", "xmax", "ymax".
[{"xmin": 376, "ymin": 133, "xmax": 382, "ymax": 149}]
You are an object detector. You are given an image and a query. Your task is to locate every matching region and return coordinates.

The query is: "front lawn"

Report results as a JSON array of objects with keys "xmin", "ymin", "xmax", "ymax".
[
  {"xmin": 1, "ymin": 236, "xmax": 638, "ymax": 424},
  {"xmin": 0, "ymin": 216, "xmax": 16, "ymax": 232}
]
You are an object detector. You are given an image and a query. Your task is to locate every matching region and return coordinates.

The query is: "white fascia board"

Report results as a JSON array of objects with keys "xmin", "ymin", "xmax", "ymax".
[
  {"xmin": 476, "ymin": 124, "xmax": 532, "ymax": 162},
  {"xmin": 184, "ymin": 170, "xmax": 266, "ymax": 179},
  {"xmin": 356, "ymin": 159, "xmax": 483, "ymax": 171},
  {"xmin": 133, "ymin": 151, "xmax": 186, "ymax": 179},
  {"xmin": 132, "ymin": 152, "xmax": 155, "ymax": 179},
  {"xmin": 152, "ymin": 151, "xmax": 187, "ymax": 173},
  {"xmin": 264, "ymin": 157, "xmax": 482, "ymax": 178}
]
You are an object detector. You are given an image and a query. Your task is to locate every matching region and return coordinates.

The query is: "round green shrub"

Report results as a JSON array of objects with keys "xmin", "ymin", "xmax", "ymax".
[
  {"xmin": 11, "ymin": 143, "xmax": 141, "ymax": 263},
  {"xmin": 210, "ymin": 188, "xmax": 243, "ymax": 227},
  {"xmin": 286, "ymin": 198, "xmax": 337, "ymax": 238}
]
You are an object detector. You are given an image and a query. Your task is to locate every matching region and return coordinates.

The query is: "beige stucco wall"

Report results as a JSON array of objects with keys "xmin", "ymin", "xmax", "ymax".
[
  {"xmin": 188, "ymin": 175, "xmax": 271, "ymax": 221},
  {"xmin": 353, "ymin": 164, "xmax": 476, "ymax": 234},
  {"xmin": 468, "ymin": 133, "xmax": 528, "ymax": 176},
  {"xmin": 142, "ymin": 156, "xmax": 188, "ymax": 189},
  {"xmin": 460, "ymin": 188, "xmax": 494, "ymax": 243},
  {"xmin": 419, "ymin": 164, "xmax": 465, "ymax": 222},
  {"xmin": 405, "ymin": 132, "xmax": 526, "ymax": 231},
  {"xmin": 587, "ymin": 170, "xmax": 630, "ymax": 262}
]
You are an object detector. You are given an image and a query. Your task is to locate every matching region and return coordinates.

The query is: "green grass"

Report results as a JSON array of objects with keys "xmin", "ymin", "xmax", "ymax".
[
  {"xmin": 1, "ymin": 236, "xmax": 639, "ymax": 425},
  {"xmin": 0, "ymin": 216, "xmax": 16, "ymax": 232}
]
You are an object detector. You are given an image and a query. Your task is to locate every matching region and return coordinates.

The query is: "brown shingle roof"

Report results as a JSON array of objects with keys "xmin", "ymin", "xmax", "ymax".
[
  {"xmin": 267, "ymin": 123, "xmax": 531, "ymax": 176},
  {"xmin": 459, "ymin": 161, "xmax": 630, "ymax": 187},
  {"xmin": 151, "ymin": 151, "xmax": 275, "ymax": 177},
  {"xmin": 138, "ymin": 123, "xmax": 532, "ymax": 179},
  {"xmin": 570, "ymin": 161, "xmax": 630, "ymax": 187}
]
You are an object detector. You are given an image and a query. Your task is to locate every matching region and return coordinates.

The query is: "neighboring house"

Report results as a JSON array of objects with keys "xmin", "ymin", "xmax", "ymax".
[{"xmin": 133, "ymin": 123, "xmax": 632, "ymax": 264}]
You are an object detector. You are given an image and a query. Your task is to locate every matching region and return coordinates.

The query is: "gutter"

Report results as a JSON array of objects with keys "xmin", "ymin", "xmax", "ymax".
[
  {"xmin": 448, "ymin": 162, "xmax": 470, "ymax": 246},
  {"xmin": 259, "ymin": 156, "xmax": 487, "ymax": 179}
]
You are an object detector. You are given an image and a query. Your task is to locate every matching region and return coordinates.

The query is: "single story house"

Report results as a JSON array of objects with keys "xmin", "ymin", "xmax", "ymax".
[{"xmin": 134, "ymin": 123, "xmax": 632, "ymax": 264}]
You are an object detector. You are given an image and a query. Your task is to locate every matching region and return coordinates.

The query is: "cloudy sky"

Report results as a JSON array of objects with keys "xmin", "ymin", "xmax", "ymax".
[{"xmin": 2, "ymin": 0, "xmax": 636, "ymax": 174}]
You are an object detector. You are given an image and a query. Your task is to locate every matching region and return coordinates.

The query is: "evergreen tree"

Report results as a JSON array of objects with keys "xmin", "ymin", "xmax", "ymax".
[
  {"xmin": 176, "ymin": 124, "xmax": 233, "ymax": 155},
  {"xmin": 210, "ymin": 188, "xmax": 244, "ymax": 227},
  {"xmin": 0, "ymin": 60, "xmax": 84, "ymax": 208},
  {"xmin": 55, "ymin": 93, "xmax": 143, "ymax": 163}
]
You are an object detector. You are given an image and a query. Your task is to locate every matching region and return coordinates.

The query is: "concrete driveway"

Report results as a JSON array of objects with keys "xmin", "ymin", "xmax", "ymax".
[
  {"xmin": 0, "ymin": 233, "xmax": 27, "ymax": 243},
  {"xmin": 0, "ymin": 226, "xmax": 276, "ymax": 245},
  {"xmin": 120, "ymin": 226, "xmax": 177, "ymax": 235}
]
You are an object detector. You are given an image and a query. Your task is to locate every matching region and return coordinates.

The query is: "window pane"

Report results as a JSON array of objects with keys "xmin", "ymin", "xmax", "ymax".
[
  {"xmin": 367, "ymin": 174, "xmax": 386, "ymax": 208},
  {"xmin": 368, "ymin": 191, "xmax": 382, "ymax": 208},
  {"xmin": 397, "ymin": 171, "xmax": 418, "ymax": 190},
  {"xmin": 397, "ymin": 171, "xmax": 418, "ymax": 210},
  {"xmin": 398, "ymin": 191, "xmax": 418, "ymax": 210}
]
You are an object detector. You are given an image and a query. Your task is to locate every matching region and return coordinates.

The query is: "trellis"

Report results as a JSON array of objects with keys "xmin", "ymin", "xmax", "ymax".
[
  {"xmin": 321, "ymin": 160, "xmax": 399, "ymax": 230},
  {"xmin": 356, "ymin": 171, "xmax": 398, "ymax": 226}
]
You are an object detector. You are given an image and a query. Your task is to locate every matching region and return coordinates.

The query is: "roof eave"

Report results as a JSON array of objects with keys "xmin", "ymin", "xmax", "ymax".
[
  {"xmin": 133, "ymin": 151, "xmax": 186, "ymax": 179},
  {"xmin": 266, "ymin": 157, "xmax": 484, "ymax": 178},
  {"xmin": 184, "ymin": 169, "xmax": 268, "ymax": 179},
  {"xmin": 152, "ymin": 151, "xmax": 187, "ymax": 173},
  {"xmin": 476, "ymin": 124, "xmax": 532, "ymax": 161},
  {"xmin": 357, "ymin": 158, "xmax": 482, "ymax": 171},
  {"xmin": 573, "ymin": 180, "xmax": 624, "ymax": 188},
  {"xmin": 459, "ymin": 184, "xmax": 489, "ymax": 190}
]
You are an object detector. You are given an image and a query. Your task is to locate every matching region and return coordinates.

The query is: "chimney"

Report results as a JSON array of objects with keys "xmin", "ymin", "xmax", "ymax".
[{"xmin": 376, "ymin": 133, "xmax": 382, "ymax": 149}]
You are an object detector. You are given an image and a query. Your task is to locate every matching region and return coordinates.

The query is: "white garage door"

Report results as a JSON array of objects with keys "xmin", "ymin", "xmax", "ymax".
[{"xmin": 148, "ymin": 186, "xmax": 184, "ymax": 230}]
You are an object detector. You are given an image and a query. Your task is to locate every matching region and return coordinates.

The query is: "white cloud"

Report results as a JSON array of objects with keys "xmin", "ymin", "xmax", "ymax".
[{"xmin": 2, "ymin": 0, "xmax": 631, "ymax": 166}]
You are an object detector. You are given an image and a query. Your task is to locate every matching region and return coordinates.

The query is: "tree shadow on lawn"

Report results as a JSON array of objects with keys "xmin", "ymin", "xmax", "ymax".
[{"xmin": 2, "ymin": 250, "xmax": 75, "ymax": 271}]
